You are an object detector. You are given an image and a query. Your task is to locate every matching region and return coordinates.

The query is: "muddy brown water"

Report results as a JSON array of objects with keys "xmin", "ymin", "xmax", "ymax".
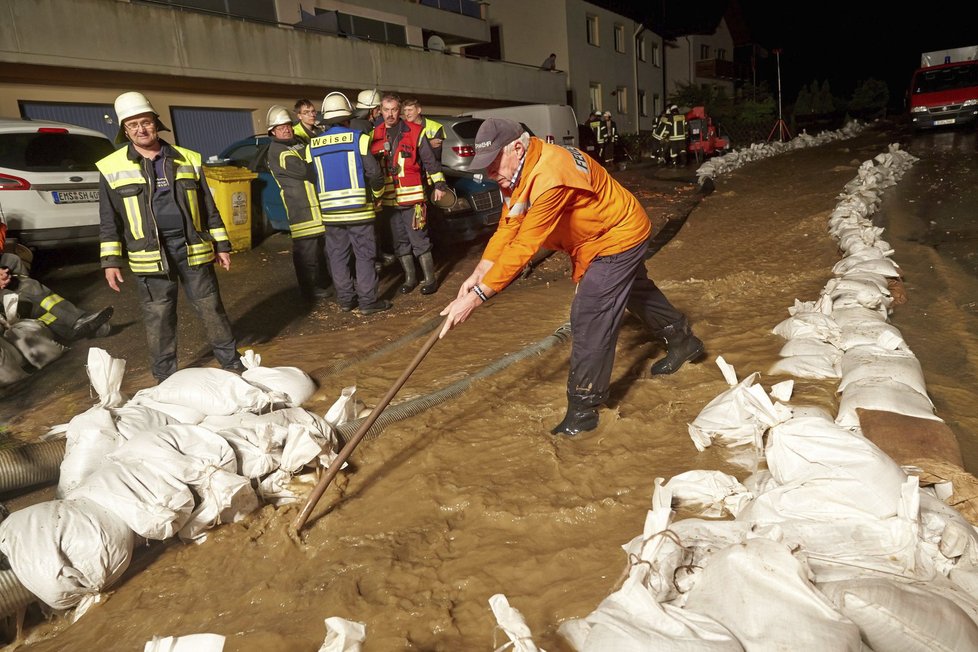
[{"xmin": 6, "ymin": 124, "xmax": 977, "ymax": 650}]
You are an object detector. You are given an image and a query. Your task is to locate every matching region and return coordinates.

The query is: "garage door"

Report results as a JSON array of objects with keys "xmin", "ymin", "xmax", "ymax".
[
  {"xmin": 19, "ymin": 101, "xmax": 118, "ymax": 141},
  {"xmin": 171, "ymin": 107, "xmax": 255, "ymax": 161}
]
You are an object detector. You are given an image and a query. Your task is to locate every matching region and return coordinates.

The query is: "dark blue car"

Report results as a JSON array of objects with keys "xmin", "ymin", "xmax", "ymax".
[{"xmin": 217, "ymin": 135, "xmax": 502, "ymax": 244}]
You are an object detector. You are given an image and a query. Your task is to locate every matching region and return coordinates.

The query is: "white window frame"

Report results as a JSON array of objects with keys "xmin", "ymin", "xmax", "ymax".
[
  {"xmin": 616, "ymin": 87, "xmax": 627, "ymax": 114},
  {"xmin": 586, "ymin": 14, "xmax": 599, "ymax": 46},
  {"xmin": 637, "ymin": 35, "xmax": 646, "ymax": 62},
  {"xmin": 639, "ymin": 89, "xmax": 648, "ymax": 117},
  {"xmin": 651, "ymin": 42, "xmax": 660, "ymax": 66},
  {"xmin": 700, "ymin": 44, "xmax": 710, "ymax": 60},
  {"xmin": 614, "ymin": 24, "xmax": 625, "ymax": 53},
  {"xmin": 589, "ymin": 83, "xmax": 602, "ymax": 113}
]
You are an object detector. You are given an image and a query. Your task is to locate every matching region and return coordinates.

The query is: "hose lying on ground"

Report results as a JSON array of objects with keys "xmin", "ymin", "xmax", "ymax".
[
  {"xmin": 0, "ymin": 569, "xmax": 35, "ymax": 621},
  {"xmin": 337, "ymin": 322, "xmax": 573, "ymax": 443},
  {"xmin": 311, "ymin": 314, "xmax": 444, "ymax": 380},
  {"xmin": 0, "ymin": 439, "xmax": 66, "ymax": 494}
]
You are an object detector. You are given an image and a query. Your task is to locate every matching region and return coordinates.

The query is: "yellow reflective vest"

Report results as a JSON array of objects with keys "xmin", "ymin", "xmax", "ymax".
[{"xmin": 96, "ymin": 143, "xmax": 230, "ymax": 274}]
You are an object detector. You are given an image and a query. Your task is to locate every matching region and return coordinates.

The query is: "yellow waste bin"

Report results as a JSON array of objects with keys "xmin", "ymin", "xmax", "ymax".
[{"xmin": 205, "ymin": 165, "xmax": 258, "ymax": 252}]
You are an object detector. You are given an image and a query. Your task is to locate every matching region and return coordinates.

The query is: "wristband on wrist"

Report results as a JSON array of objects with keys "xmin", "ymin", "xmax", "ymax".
[{"xmin": 471, "ymin": 284, "xmax": 489, "ymax": 303}]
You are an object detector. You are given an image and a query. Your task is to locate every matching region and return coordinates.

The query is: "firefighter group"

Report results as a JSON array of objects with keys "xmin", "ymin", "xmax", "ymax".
[{"xmin": 587, "ymin": 105, "xmax": 689, "ymax": 166}]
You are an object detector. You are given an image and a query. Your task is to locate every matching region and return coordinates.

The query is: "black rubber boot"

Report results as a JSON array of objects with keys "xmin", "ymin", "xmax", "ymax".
[
  {"xmin": 419, "ymin": 251, "xmax": 438, "ymax": 295},
  {"xmin": 360, "ymin": 300, "xmax": 392, "ymax": 316},
  {"xmin": 651, "ymin": 318, "xmax": 705, "ymax": 375},
  {"xmin": 550, "ymin": 396, "xmax": 600, "ymax": 436},
  {"xmin": 398, "ymin": 255, "xmax": 417, "ymax": 294},
  {"xmin": 72, "ymin": 306, "xmax": 113, "ymax": 340}
]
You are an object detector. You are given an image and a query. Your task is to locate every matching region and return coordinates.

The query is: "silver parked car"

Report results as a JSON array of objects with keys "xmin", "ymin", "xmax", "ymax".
[{"xmin": 0, "ymin": 118, "xmax": 115, "ymax": 250}]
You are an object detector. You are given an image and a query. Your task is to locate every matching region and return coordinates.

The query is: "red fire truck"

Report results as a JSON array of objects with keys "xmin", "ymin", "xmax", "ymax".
[{"xmin": 909, "ymin": 46, "xmax": 978, "ymax": 130}]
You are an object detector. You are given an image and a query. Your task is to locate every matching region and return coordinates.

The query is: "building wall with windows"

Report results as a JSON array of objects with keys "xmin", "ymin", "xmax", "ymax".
[
  {"xmin": 483, "ymin": 0, "xmax": 664, "ymax": 133},
  {"xmin": 0, "ymin": 0, "xmax": 565, "ymax": 155},
  {"xmin": 663, "ymin": 18, "xmax": 736, "ymax": 99}
]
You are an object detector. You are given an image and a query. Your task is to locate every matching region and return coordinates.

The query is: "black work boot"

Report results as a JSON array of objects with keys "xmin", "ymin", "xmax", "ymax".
[
  {"xmin": 419, "ymin": 251, "xmax": 438, "ymax": 295},
  {"xmin": 551, "ymin": 396, "xmax": 600, "ymax": 436},
  {"xmin": 360, "ymin": 300, "xmax": 392, "ymax": 316},
  {"xmin": 72, "ymin": 306, "xmax": 114, "ymax": 340},
  {"xmin": 398, "ymin": 255, "xmax": 417, "ymax": 294},
  {"xmin": 650, "ymin": 318, "xmax": 705, "ymax": 375}
]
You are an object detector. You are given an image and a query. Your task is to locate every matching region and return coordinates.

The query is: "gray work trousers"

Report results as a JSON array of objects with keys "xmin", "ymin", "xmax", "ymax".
[
  {"xmin": 386, "ymin": 206, "xmax": 432, "ymax": 257},
  {"xmin": 323, "ymin": 223, "xmax": 379, "ymax": 307},
  {"xmin": 568, "ymin": 238, "xmax": 685, "ymax": 404},
  {"xmin": 292, "ymin": 234, "xmax": 331, "ymax": 301},
  {"xmin": 134, "ymin": 235, "xmax": 238, "ymax": 382}
]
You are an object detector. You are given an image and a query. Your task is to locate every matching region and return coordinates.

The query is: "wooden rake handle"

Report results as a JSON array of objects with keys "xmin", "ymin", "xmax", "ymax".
[{"xmin": 292, "ymin": 317, "xmax": 448, "ymax": 532}]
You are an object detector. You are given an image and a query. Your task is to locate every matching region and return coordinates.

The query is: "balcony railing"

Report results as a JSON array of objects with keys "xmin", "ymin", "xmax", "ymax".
[
  {"xmin": 695, "ymin": 58, "xmax": 748, "ymax": 82},
  {"xmin": 419, "ymin": 0, "xmax": 484, "ymax": 19}
]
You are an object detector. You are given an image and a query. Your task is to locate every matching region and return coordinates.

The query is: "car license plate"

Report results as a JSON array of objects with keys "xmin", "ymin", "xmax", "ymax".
[
  {"xmin": 52, "ymin": 189, "xmax": 99, "ymax": 204},
  {"xmin": 934, "ymin": 118, "xmax": 955, "ymax": 126}
]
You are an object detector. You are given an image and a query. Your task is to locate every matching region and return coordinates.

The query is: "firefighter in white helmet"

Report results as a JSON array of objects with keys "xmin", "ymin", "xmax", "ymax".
[
  {"xmin": 96, "ymin": 91, "xmax": 243, "ymax": 382},
  {"xmin": 306, "ymin": 92, "xmax": 389, "ymax": 314},
  {"xmin": 350, "ymin": 89, "xmax": 382, "ymax": 134},
  {"xmin": 264, "ymin": 105, "xmax": 333, "ymax": 304}
]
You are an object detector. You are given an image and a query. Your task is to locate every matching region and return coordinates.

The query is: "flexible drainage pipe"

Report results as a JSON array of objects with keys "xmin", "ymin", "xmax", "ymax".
[
  {"xmin": 0, "ymin": 570, "xmax": 34, "ymax": 620},
  {"xmin": 0, "ymin": 439, "xmax": 65, "ymax": 494},
  {"xmin": 0, "ymin": 322, "xmax": 573, "ymax": 619},
  {"xmin": 337, "ymin": 322, "xmax": 572, "ymax": 443}
]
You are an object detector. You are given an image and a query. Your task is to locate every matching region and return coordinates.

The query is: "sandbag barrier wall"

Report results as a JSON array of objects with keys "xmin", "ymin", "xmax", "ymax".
[{"xmin": 480, "ymin": 145, "xmax": 978, "ymax": 650}]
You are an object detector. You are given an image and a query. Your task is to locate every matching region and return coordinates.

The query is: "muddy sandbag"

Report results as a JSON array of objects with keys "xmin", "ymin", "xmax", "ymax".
[
  {"xmin": 856, "ymin": 409, "xmax": 964, "ymax": 469},
  {"xmin": 0, "ymin": 335, "xmax": 29, "ymax": 386},
  {"xmin": 4, "ymin": 319, "xmax": 65, "ymax": 369},
  {"xmin": 488, "ymin": 595, "xmax": 538, "ymax": 652},
  {"xmin": 839, "ymin": 345, "xmax": 928, "ymax": 399},
  {"xmin": 765, "ymin": 415, "xmax": 907, "ymax": 517},
  {"xmin": 818, "ymin": 578, "xmax": 978, "ymax": 652},
  {"xmin": 663, "ymin": 471, "xmax": 752, "ymax": 518},
  {"xmin": 108, "ymin": 424, "xmax": 237, "ymax": 486},
  {"xmin": 57, "ymin": 406, "xmax": 124, "ymax": 498},
  {"xmin": 215, "ymin": 423, "xmax": 284, "ymax": 479},
  {"xmin": 70, "ymin": 459, "xmax": 194, "ymax": 540},
  {"xmin": 240, "ymin": 350, "xmax": 316, "ymax": 407},
  {"xmin": 683, "ymin": 538, "xmax": 861, "ymax": 651},
  {"xmin": 559, "ymin": 572, "xmax": 742, "ymax": 652},
  {"xmin": 769, "ymin": 355, "xmax": 841, "ymax": 379},
  {"xmin": 837, "ymin": 379, "xmax": 940, "ymax": 428},
  {"xmin": 320, "ymin": 617, "xmax": 366, "ymax": 652},
  {"xmin": 132, "ymin": 367, "xmax": 285, "ymax": 417},
  {"xmin": 777, "ymin": 338, "xmax": 840, "ymax": 358},
  {"xmin": 131, "ymin": 397, "xmax": 205, "ymax": 425},
  {"xmin": 178, "ymin": 468, "xmax": 258, "ymax": 543},
  {"xmin": 0, "ymin": 497, "xmax": 134, "ymax": 610}
]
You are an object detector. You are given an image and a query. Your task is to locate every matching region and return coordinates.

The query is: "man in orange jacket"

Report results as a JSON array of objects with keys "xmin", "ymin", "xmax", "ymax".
[{"xmin": 440, "ymin": 118, "xmax": 704, "ymax": 436}]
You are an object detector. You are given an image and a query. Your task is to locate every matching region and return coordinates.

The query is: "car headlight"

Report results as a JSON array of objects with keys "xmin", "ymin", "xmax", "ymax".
[
  {"xmin": 910, "ymin": 106, "xmax": 928, "ymax": 113},
  {"xmin": 963, "ymin": 99, "xmax": 978, "ymax": 107},
  {"xmin": 443, "ymin": 197, "xmax": 472, "ymax": 214}
]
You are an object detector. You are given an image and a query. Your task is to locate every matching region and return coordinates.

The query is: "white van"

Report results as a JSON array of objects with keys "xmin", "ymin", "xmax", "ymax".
[{"xmin": 467, "ymin": 104, "xmax": 579, "ymax": 147}]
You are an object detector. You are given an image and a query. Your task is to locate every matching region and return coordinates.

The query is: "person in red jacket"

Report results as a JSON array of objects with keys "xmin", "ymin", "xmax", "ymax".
[{"xmin": 440, "ymin": 118, "xmax": 704, "ymax": 436}]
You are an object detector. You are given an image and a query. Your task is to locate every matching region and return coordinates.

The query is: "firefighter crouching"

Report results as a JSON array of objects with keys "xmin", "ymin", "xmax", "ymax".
[
  {"xmin": 97, "ymin": 91, "xmax": 244, "ymax": 383},
  {"xmin": 370, "ymin": 93, "xmax": 449, "ymax": 296},
  {"xmin": 306, "ymin": 92, "xmax": 390, "ymax": 315}
]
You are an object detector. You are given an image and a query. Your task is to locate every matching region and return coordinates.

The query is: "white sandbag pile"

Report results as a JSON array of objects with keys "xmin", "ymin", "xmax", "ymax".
[
  {"xmin": 0, "ymin": 294, "xmax": 65, "ymax": 385},
  {"xmin": 529, "ymin": 145, "xmax": 978, "ymax": 650},
  {"xmin": 0, "ymin": 347, "xmax": 351, "ymax": 613},
  {"xmin": 695, "ymin": 120, "xmax": 865, "ymax": 188}
]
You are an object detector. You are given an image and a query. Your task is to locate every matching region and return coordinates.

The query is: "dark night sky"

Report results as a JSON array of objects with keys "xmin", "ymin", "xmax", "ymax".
[{"xmin": 590, "ymin": 1, "xmax": 976, "ymax": 105}]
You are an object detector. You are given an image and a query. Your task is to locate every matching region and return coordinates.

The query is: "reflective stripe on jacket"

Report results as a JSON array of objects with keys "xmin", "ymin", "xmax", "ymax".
[
  {"xmin": 96, "ymin": 143, "xmax": 229, "ymax": 274},
  {"xmin": 480, "ymin": 138, "xmax": 651, "ymax": 292},
  {"xmin": 267, "ymin": 138, "xmax": 324, "ymax": 239},
  {"xmin": 307, "ymin": 127, "xmax": 379, "ymax": 225},
  {"xmin": 370, "ymin": 120, "xmax": 445, "ymax": 207}
]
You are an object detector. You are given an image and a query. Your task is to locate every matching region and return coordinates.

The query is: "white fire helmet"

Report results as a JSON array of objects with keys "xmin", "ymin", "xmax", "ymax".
[
  {"xmin": 113, "ymin": 91, "xmax": 168, "ymax": 144},
  {"xmin": 321, "ymin": 92, "xmax": 353, "ymax": 123},
  {"xmin": 355, "ymin": 89, "xmax": 382, "ymax": 110},
  {"xmin": 266, "ymin": 105, "xmax": 293, "ymax": 134}
]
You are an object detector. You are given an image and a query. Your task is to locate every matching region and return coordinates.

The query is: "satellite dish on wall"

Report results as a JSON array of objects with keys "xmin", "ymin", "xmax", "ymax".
[{"xmin": 427, "ymin": 35, "xmax": 446, "ymax": 53}]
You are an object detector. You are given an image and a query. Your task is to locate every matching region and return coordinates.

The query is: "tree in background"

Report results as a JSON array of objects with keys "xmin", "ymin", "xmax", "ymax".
[{"xmin": 848, "ymin": 78, "xmax": 890, "ymax": 119}]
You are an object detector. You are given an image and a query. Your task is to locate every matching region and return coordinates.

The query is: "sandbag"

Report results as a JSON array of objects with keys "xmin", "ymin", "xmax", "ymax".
[
  {"xmin": 131, "ymin": 397, "xmax": 205, "ymax": 425},
  {"xmin": 178, "ymin": 468, "xmax": 258, "ymax": 543},
  {"xmin": 319, "ymin": 617, "xmax": 366, "ymax": 652},
  {"xmin": 488, "ymin": 595, "xmax": 540, "ymax": 652},
  {"xmin": 777, "ymin": 338, "xmax": 840, "ymax": 358},
  {"xmin": 769, "ymin": 355, "xmax": 841, "ymax": 379},
  {"xmin": 0, "ymin": 497, "xmax": 134, "ymax": 610},
  {"xmin": 839, "ymin": 345, "xmax": 927, "ymax": 398},
  {"xmin": 144, "ymin": 634, "xmax": 226, "ymax": 651},
  {"xmin": 682, "ymin": 538, "xmax": 861, "ymax": 651},
  {"xmin": 0, "ymin": 334, "xmax": 30, "ymax": 386},
  {"xmin": 4, "ymin": 319, "xmax": 65, "ymax": 369},
  {"xmin": 836, "ymin": 379, "xmax": 940, "ymax": 428},
  {"xmin": 86, "ymin": 347, "xmax": 127, "ymax": 408},
  {"xmin": 70, "ymin": 459, "xmax": 195, "ymax": 540},
  {"xmin": 818, "ymin": 578, "xmax": 978, "ymax": 652},
  {"xmin": 132, "ymin": 367, "xmax": 284, "ymax": 417},
  {"xmin": 663, "ymin": 471, "xmax": 752, "ymax": 518},
  {"xmin": 240, "ymin": 350, "xmax": 316, "ymax": 407},
  {"xmin": 57, "ymin": 406, "xmax": 124, "ymax": 498},
  {"xmin": 216, "ymin": 422, "xmax": 285, "ymax": 479},
  {"xmin": 108, "ymin": 424, "xmax": 237, "ymax": 486},
  {"xmin": 111, "ymin": 403, "xmax": 177, "ymax": 440}
]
